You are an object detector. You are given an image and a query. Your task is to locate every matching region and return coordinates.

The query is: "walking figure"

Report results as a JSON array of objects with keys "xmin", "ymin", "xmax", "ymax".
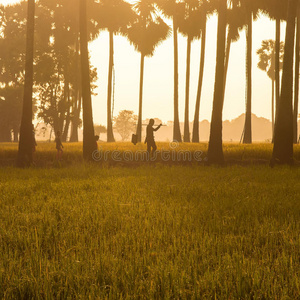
[
  {"xmin": 55, "ymin": 131, "xmax": 64, "ymax": 160},
  {"xmin": 145, "ymin": 119, "xmax": 162, "ymax": 157}
]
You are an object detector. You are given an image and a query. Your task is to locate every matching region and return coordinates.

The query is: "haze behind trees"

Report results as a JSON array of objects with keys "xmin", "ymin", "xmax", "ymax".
[{"xmin": 89, "ymin": 3, "xmax": 287, "ymax": 127}]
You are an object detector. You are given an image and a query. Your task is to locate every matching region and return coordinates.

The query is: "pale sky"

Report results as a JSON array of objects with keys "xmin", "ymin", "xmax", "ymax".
[{"xmin": 2, "ymin": 0, "xmax": 287, "ymax": 126}]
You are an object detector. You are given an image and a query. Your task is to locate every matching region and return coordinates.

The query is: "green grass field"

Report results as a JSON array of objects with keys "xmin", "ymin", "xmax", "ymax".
[{"xmin": 0, "ymin": 143, "xmax": 300, "ymax": 299}]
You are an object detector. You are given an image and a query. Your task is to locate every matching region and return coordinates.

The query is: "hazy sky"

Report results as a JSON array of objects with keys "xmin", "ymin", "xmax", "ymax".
[{"xmin": 2, "ymin": 0, "xmax": 287, "ymax": 126}]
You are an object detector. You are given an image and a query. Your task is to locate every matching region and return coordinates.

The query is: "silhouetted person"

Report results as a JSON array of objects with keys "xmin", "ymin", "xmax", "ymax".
[
  {"xmin": 95, "ymin": 135, "xmax": 99, "ymax": 150},
  {"xmin": 145, "ymin": 119, "xmax": 162, "ymax": 157},
  {"xmin": 55, "ymin": 131, "xmax": 64, "ymax": 160}
]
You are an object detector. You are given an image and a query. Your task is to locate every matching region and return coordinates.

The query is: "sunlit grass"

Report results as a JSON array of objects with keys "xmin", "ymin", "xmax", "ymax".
[
  {"xmin": 1, "ymin": 141, "xmax": 300, "ymax": 166},
  {"xmin": 0, "ymin": 143, "xmax": 300, "ymax": 298},
  {"xmin": 0, "ymin": 164, "xmax": 299, "ymax": 298}
]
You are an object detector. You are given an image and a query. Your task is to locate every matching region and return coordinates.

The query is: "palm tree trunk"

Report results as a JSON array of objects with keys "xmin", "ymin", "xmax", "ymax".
[
  {"xmin": 272, "ymin": 79, "xmax": 275, "ymax": 139},
  {"xmin": 243, "ymin": 11, "xmax": 252, "ymax": 144},
  {"xmin": 275, "ymin": 16, "xmax": 280, "ymax": 117},
  {"xmin": 207, "ymin": 0, "xmax": 227, "ymax": 165},
  {"xmin": 13, "ymin": 127, "xmax": 19, "ymax": 143},
  {"xmin": 51, "ymin": 86, "xmax": 59, "ymax": 134},
  {"xmin": 173, "ymin": 18, "xmax": 182, "ymax": 142},
  {"xmin": 272, "ymin": 0, "xmax": 298, "ymax": 165},
  {"xmin": 184, "ymin": 35, "xmax": 192, "ymax": 142},
  {"xmin": 79, "ymin": 0, "xmax": 96, "ymax": 160},
  {"xmin": 17, "ymin": 0, "xmax": 35, "ymax": 167},
  {"xmin": 223, "ymin": 29, "xmax": 232, "ymax": 97},
  {"xmin": 192, "ymin": 16, "xmax": 206, "ymax": 143},
  {"xmin": 62, "ymin": 75, "xmax": 70, "ymax": 142},
  {"xmin": 70, "ymin": 98, "xmax": 80, "ymax": 142},
  {"xmin": 62, "ymin": 109, "xmax": 71, "ymax": 142},
  {"xmin": 107, "ymin": 30, "xmax": 115, "ymax": 142},
  {"xmin": 137, "ymin": 53, "xmax": 145, "ymax": 143},
  {"xmin": 293, "ymin": 13, "xmax": 300, "ymax": 144},
  {"xmin": 69, "ymin": 37, "xmax": 81, "ymax": 143},
  {"xmin": 70, "ymin": 92, "xmax": 82, "ymax": 142},
  {"xmin": 58, "ymin": 68, "xmax": 68, "ymax": 133}
]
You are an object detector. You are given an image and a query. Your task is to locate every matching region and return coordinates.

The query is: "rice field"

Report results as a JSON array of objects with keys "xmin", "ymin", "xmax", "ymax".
[{"xmin": 0, "ymin": 143, "xmax": 299, "ymax": 299}]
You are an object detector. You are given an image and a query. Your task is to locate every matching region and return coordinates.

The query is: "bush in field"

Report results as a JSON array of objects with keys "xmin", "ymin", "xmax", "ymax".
[{"xmin": 114, "ymin": 110, "xmax": 138, "ymax": 141}]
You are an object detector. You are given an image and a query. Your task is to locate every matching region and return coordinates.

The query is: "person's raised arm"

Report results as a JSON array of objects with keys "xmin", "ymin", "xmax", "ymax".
[{"xmin": 154, "ymin": 124, "xmax": 162, "ymax": 131}]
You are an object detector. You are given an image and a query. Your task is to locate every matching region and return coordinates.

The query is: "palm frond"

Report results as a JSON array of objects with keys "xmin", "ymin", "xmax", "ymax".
[
  {"xmin": 92, "ymin": 0, "xmax": 136, "ymax": 35},
  {"xmin": 127, "ymin": 0, "xmax": 171, "ymax": 57}
]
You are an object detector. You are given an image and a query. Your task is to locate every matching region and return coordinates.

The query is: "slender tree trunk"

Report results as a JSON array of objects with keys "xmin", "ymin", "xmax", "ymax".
[
  {"xmin": 62, "ymin": 110, "xmax": 71, "ymax": 142},
  {"xmin": 70, "ymin": 91, "xmax": 80, "ymax": 143},
  {"xmin": 52, "ymin": 86, "xmax": 60, "ymax": 134},
  {"xmin": 192, "ymin": 16, "xmax": 206, "ymax": 143},
  {"xmin": 207, "ymin": 0, "xmax": 227, "ymax": 164},
  {"xmin": 13, "ymin": 127, "xmax": 19, "ymax": 143},
  {"xmin": 107, "ymin": 30, "xmax": 115, "ymax": 142},
  {"xmin": 243, "ymin": 11, "xmax": 252, "ymax": 144},
  {"xmin": 275, "ymin": 17, "xmax": 280, "ymax": 118},
  {"xmin": 17, "ymin": 0, "xmax": 35, "ymax": 167},
  {"xmin": 184, "ymin": 35, "xmax": 192, "ymax": 142},
  {"xmin": 293, "ymin": 13, "xmax": 300, "ymax": 143},
  {"xmin": 136, "ymin": 53, "xmax": 145, "ymax": 143},
  {"xmin": 70, "ymin": 108, "xmax": 79, "ymax": 142},
  {"xmin": 173, "ymin": 18, "xmax": 182, "ymax": 142},
  {"xmin": 79, "ymin": 0, "xmax": 96, "ymax": 160},
  {"xmin": 272, "ymin": 0, "xmax": 298, "ymax": 165},
  {"xmin": 70, "ymin": 93, "xmax": 82, "ymax": 142},
  {"xmin": 69, "ymin": 37, "xmax": 81, "ymax": 143},
  {"xmin": 70, "ymin": 91, "xmax": 80, "ymax": 142},
  {"xmin": 223, "ymin": 29, "xmax": 232, "ymax": 97},
  {"xmin": 58, "ymin": 68, "xmax": 68, "ymax": 133},
  {"xmin": 272, "ymin": 79, "xmax": 275, "ymax": 139},
  {"xmin": 62, "ymin": 75, "xmax": 70, "ymax": 142}
]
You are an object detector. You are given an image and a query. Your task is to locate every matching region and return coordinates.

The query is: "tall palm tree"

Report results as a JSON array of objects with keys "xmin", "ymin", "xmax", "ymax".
[
  {"xmin": 154, "ymin": 0, "xmax": 184, "ymax": 142},
  {"xmin": 69, "ymin": 34, "xmax": 82, "ymax": 142},
  {"xmin": 257, "ymin": 39, "xmax": 284, "ymax": 138},
  {"xmin": 223, "ymin": 0, "xmax": 244, "ymax": 96},
  {"xmin": 17, "ymin": 0, "xmax": 35, "ymax": 167},
  {"xmin": 271, "ymin": 0, "xmax": 298, "ymax": 165},
  {"xmin": 127, "ymin": 0, "xmax": 170, "ymax": 143},
  {"xmin": 207, "ymin": 0, "xmax": 227, "ymax": 164},
  {"xmin": 192, "ymin": 0, "xmax": 241, "ymax": 143},
  {"xmin": 191, "ymin": 6, "xmax": 207, "ymax": 143},
  {"xmin": 275, "ymin": 15, "xmax": 280, "ymax": 120},
  {"xmin": 261, "ymin": 0, "xmax": 288, "ymax": 133},
  {"xmin": 95, "ymin": 0, "xmax": 135, "ymax": 142},
  {"xmin": 261, "ymin": 0, "xmax": 288, "ymax": 116},
  {"xmin": 179, "ymin": 0, "xmax": 202, "ymax": 142},
  {"xmin": 293, "ymin": 9, "xmax": 300, "ymax": 144},
  {"xmin": 79, "ymin": 0, "xmax": 97, "ymax": 160},
  {"xmin": 242, "ymin": 0, "xmax": 259, "ymax": 144}
]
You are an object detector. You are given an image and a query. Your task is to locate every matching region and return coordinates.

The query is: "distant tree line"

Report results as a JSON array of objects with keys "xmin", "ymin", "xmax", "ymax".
[{"xmin": 0, "ymin": 0, "xmax": 298, "ymax": 165}]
